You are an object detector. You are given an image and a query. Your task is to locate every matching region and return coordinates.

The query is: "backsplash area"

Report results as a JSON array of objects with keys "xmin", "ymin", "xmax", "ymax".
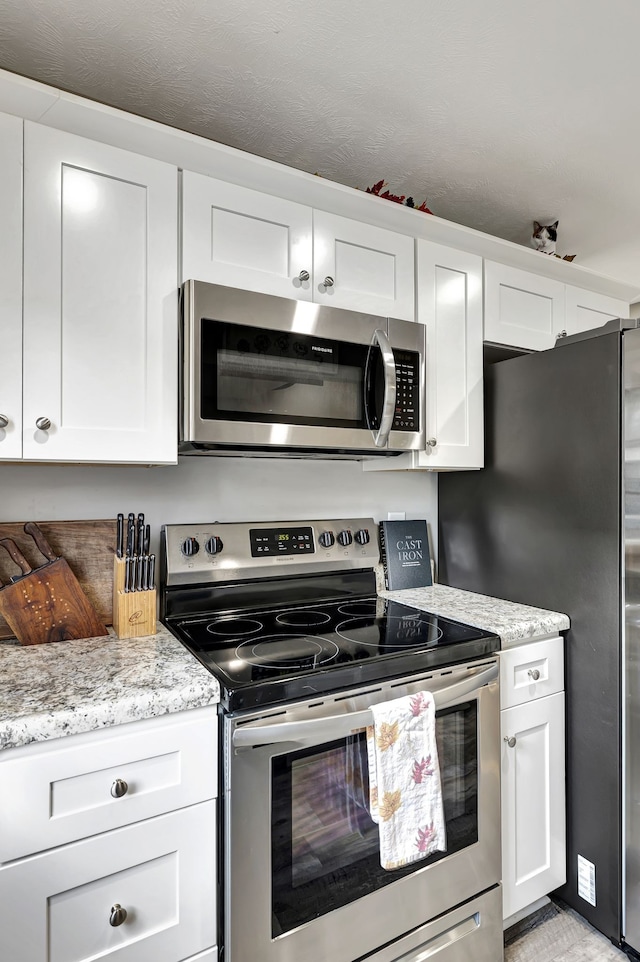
[{"xmin": 0, "ymin": 457, "xmax": 438, "ymax": 559}]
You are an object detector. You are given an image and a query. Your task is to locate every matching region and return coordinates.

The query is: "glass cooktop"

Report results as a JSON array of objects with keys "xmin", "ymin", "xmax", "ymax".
[{"xmin": 168, "ymin": 597, "xmax": 500, "ymax": 710}]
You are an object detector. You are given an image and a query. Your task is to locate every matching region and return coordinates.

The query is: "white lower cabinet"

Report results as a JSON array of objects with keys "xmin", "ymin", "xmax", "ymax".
[
  {"xmin": 0, "ymin": 707, "xmax": 218, "ymax": 962},
  {"xmin": 500, "ymin": 638, "xmax": 566, "ymax": 921},
  {"xmin": 0, "ymin": 802, "xmax": 216, "ymax": 962}
]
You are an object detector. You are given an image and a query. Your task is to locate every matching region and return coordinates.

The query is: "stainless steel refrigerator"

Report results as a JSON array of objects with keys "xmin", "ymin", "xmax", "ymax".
[{"xmin": 438, "ymin": 319, "xmax": 640, "ymax": 955}]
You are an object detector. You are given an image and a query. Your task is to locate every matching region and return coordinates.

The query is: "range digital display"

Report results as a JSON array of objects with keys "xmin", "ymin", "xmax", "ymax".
[{"xmin": 250, "ymin": 526, "xmax": 315, "ymax": 557}]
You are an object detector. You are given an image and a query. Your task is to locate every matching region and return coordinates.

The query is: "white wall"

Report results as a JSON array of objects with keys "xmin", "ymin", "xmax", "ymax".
[{"xmin": 0, "ymin": 456, "xmax": 438, "ymax": 560}]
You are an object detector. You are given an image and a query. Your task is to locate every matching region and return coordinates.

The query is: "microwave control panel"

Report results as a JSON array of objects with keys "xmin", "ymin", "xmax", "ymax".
[{"xmin": 392, "ymin": 350, "xmax": 420, "ymax": 432}]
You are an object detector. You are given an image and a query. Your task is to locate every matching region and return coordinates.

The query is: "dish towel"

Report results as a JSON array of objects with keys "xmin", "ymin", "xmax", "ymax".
[{"xmin": 367, "ymin": 691, "xmax": 446, "ymax": 870}]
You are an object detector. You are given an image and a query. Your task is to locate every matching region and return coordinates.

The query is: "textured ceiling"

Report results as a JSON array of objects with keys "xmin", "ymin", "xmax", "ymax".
[{"xmin": 1, "ymin": 0, "xmax": 639, "ymax": 286}]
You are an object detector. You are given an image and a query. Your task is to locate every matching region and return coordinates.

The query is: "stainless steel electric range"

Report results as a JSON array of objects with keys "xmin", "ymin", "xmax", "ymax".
[{"xmin": 161, "ymin": 518, "xmax": 504, "ymax": 962}]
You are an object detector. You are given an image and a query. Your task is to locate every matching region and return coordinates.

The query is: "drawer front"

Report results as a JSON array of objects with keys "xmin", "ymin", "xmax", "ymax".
[
  {"xmin": 360, "ymin": 885, "xmax": 502, "ymax": 962},
  {"xmin": 0, "ymin": 707, "xmax": 217, "ymax": 863},
  {"xmin": 500, "ymin": 636, "xmax": 564, "ymax": 709},
  {"xmin": 0, "ymin": 801, "xmax": 216, "ymax": 962}
]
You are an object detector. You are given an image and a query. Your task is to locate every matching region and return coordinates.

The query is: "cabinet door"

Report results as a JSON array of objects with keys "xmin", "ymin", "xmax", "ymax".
[
  {"xmin": 484, "ymin": 261, "xmax": 565, "ymax": 350},
  {"xmin": 313, "ymin": 210, "xmax": 415, "ymax": 320},
  {"xmin": 0, "ymin": 112, "xmax": 23, "ymax": 461},
  {"xmin": 501, "ymin": 691, "xmax": 566, "ymax": 920},
  {"xmin": 23, "ymin": 123, "xmax": 178, "ymax": 464},
  {"xmin": 182, "ymin": 172, "xmax": 313, "ymax": 299},
  {"xmin": 0, "ymin": 801, "xmax": 216, "ymax": 962},
  {"xmin": 414, "ymin": 242, "xmax": 483, "ymax": 469},
  {"xmin": 565, "ymin": 285, "xmax": 629, "ymax": 336}
]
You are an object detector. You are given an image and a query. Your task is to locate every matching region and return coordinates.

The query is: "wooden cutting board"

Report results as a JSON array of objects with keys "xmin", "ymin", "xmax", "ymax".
[{"xmin": 0, "ymin": 521, "xmax": 116, "ymax": 640}]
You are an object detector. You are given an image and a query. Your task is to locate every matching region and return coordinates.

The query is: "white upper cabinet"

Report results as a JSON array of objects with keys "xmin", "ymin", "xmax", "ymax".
[
  {"xmin": 364, "ymin": 241, "xmax": 483, "ymax": 473},
  {"xmin": 312, "ymin": 210, "xmax": 414, "ymax": 320},
  {"xmin": 484, "ymin": 261, "xmax": 566, "ymax": 350},
  {"xmin": 414, "ymin": 242, "xmax": 483, "ymax": 469},
  {"xmin": 564, "ymin": 285, "xmax": 629, "ymax": 336},
  {"xmin": 0, "ymin": 112, "xmax": 23, "ymax": 461},
  {"xmin": 182, "ymin": 174, "xmax": 313, "ymax": 300},
  {"xmin": 23, "ymin": 124, "xmax": 178, "ymax": 464},
  {"xmin": 181, "ymin": 173, "xmax": 415, "ymax": 320}
]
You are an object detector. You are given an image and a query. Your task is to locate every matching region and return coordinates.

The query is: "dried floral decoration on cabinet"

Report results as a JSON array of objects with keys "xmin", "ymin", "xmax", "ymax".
[{"xmin": 364, "ymin": 180, "xmax": 433, "ymax": 213}]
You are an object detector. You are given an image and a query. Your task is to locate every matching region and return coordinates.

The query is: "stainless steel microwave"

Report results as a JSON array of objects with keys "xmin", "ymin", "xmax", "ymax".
[{"xmin": 180, "ymin": 280, "xmax": 426, "ymax": 458}]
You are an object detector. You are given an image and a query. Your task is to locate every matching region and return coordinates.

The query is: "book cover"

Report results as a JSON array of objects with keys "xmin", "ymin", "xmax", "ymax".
[{"xmin": 378, "ymin": 519, "xmax": 432, "ymax": 591}]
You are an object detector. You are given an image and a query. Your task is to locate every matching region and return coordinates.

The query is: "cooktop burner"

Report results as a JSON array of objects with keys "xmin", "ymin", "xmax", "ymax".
[{"xmin": 168, "ymin": 596, "xmax": 500, "ymax": 710}]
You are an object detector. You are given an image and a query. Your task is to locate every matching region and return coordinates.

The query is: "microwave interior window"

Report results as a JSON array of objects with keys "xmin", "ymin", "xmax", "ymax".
[
  {"xmin": 271, "ymin": 703, "xmax": 478, "ymax": 937},
  {"xmin": 200, "ymin": 319, "xmax": 379, "ymax": 429}
]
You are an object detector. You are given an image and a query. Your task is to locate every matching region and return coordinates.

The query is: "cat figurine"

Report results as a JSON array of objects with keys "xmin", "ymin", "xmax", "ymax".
[{"xmin": 531, "ymin": 220, "xmax": 558, "ymax": 254}]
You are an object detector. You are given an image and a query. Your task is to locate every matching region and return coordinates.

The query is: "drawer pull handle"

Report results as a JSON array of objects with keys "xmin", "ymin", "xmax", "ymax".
[
  {"xmin": 110, "ymin": 778, "xmax": 128, "ymax": 798},
  {"xmin": 109, "ymin": 904, "xmax": 128, "ymax": 927},
  {"xmin": 528, "ymin": 668, "xmax": 541, "ymax": 681},
  {"xmin": 298, "ymin": 269, "xmax": 310, "ymax": 282},
  {"xmin": 35, "ymin": 417, "xmax": 51, "ymax": 431},
  {"xmin": 504, "ymin": 736, "xmax": 517, "ymax": 748},
  {"xmin": 323, "ymin": 275, "xmax": 335, "ymax": 288}
]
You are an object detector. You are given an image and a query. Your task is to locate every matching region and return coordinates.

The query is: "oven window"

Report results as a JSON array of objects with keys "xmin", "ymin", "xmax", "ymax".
[
  {"xmin": 200, "ymin": 319, "xmax": 376, "ymax": 428},
  {"xmin": 271, "ymin": 702, "xmax": 478, "ymax": 937}
]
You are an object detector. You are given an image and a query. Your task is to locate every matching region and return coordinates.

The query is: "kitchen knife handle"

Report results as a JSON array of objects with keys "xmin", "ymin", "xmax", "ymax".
[
  {"xmin": 143, "ymin": 524, "xmax": 150, "ymax": 556},
  {"xmin": 116, "ymin": 514, "xmax": 124, "ymax": 559},
  {"xmin": 23, "ymin": 522, "xmax": 57, "ymax": 563},
  {"xmin": 148, "ymin": 554, "xmax": 155, "ymax": 590},
  {"xmin": 0, "ymin": 539, "xmax": 33, "ymax": 575}
]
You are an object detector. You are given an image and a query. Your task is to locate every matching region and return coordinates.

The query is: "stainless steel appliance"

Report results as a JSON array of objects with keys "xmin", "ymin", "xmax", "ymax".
[
  {"xmin": 180, "ymin": 281, "xmax": 426, "ymax": 457},
  {"xmin": 438, "ymin": 319, "xmax": 640, "ymax": 955},
  {"xmin": 161, "ymin": 517, "xmax": 504, "ymax": 962}
]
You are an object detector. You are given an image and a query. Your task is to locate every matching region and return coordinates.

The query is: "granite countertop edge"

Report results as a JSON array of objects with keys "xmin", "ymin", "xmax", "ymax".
[
  {"xmin": 0, "ymin": 625, "xmax": 220, "ymax": 753},
  {"xmin": 378, "ymin": 582, "xmax": 570, "ymax": 644}
]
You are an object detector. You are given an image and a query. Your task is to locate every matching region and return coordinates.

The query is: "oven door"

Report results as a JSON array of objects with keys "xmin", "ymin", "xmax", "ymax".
[
  {"xmin": 181, "ymin": 280, "xmax": 425, "ymax": 453},
  {"xmin": 224, "ymin": 659, "xmax": 500, "ymax": 962}
]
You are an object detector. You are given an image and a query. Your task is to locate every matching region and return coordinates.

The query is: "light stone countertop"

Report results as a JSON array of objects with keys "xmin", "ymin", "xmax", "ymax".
[
  {"xmin": 0, "ymin": 625, "xmax": 220, "ymax": 752},
  {"xmin": 378, "ymin": 582, "xmax": 570, "ymax": 645}
]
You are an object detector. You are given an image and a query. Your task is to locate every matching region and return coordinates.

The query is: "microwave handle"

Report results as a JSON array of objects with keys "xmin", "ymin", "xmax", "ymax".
[
  {"xmin": 371, "ymin": 329, "xmax": 397, "ymax": 448},
  {"xmin": 232, "ymin": 663, "xmax": 498, "ymax": 749}
]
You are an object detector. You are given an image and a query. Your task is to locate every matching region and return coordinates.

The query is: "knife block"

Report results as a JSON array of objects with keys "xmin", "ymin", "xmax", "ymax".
[{"xmin": 112, "ymin": 556, "xmax": 157, "ymax": 639}]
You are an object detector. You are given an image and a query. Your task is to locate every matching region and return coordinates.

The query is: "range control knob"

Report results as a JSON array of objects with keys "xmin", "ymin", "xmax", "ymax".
[
  {"xmin": 355, "ymin": 529, "xmax": 370, "ymax": 545},
  {"xmin": 318, "ymin": 531, "xmax": 335, "ymax": 548},
  {"xmin": 181, "ymin": 537, "xmax": 200, "ymax": 557},
  {"xmin": 205, "ymin": 536, "xmax": 224, "ymax": 556},
  {"xmin": 337, "ymin": 529, "xmax": 353, "ymax": 547}
]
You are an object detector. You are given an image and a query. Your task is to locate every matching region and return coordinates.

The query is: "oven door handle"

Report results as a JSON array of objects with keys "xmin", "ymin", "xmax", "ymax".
[
  {"xmin": 371, "ymin": 328, "xmax": 396, "ymax": 448},
  {"xmin": 232, "ymin": 663, "xmax": 498, "ymax": 749}
]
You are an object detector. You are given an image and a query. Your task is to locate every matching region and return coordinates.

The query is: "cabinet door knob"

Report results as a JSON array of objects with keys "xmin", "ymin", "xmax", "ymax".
[
  {"xmin": 504, "ymin": 736, "xmax": 517, "ymax": 748},
  {"xmin": 109, "ymin": 904, "xmax": 128, "ymax": 927},
  {"xmin": 528, "ymin": 668, "xmax": 541, "ymax": 681},
  {"xmin": 110, "ymin": 778, "xmax": 128, "ymax": 798},
  {"xmin": 426, "ymin": 438, "xmax": 437, "ymax": 447},
  {"xmin": 557, "ymin": 330, "xmax": 568, "ymax": 339},
  {"xmin": 323, "ymin": 275, "xmax": 335, "ymax": 288},
  {"xmin": 298, "ymin": 269, "xmax": 310, "ymax": 282},
  {"xmin": 35, "ymin": 417, "xmax": 51, "ymax": 431},
  {"xmin": 0, "ymin": 415, "xmax": 8, "ymax": 429}
]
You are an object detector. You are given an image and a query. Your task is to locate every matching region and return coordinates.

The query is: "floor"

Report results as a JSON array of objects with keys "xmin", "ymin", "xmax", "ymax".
[{"xmin": 504, "ymin": 900, "xmax": 629, "ymax": 962}]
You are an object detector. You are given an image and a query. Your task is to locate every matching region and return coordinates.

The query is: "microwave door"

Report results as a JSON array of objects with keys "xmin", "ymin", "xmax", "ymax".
[{"xmin": 365, "ymin": 329, "xmax": 397, "ymax": 449}]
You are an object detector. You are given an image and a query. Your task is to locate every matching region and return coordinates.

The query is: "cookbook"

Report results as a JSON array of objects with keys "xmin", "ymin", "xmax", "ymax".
[{"xmin": 378, "ymin": 519, "xmax": 432, "ymax": 591}]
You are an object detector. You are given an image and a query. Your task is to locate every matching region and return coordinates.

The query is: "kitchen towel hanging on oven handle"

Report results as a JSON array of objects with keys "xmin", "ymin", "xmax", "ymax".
[{"xmin": 367, "ymin": 691, "xmax": 446, "ymax": 870}]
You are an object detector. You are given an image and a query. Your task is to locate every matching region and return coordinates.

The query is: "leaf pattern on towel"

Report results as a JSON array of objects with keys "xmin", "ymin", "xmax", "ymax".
[
  {"xmin": 415, "ymin": 822, "xmax": 435, "ymax": 852},
  {"xmin": 376, "ymin": 720, "xmax": 400, "ymax": 751},
  {"xmin": 409, "ymin": 692, "xmax": 430, "ymax": 716},
  {"xmin": 411, "ymin": 755, "xmax": 434, "ymax": 784},
  {"xmin": 370, "ymin": 785, "xmax": 378, "ymax": 808},
  {"xmin": 379, "ymin": 790, "xmax": 402, "ymax": 821}
]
